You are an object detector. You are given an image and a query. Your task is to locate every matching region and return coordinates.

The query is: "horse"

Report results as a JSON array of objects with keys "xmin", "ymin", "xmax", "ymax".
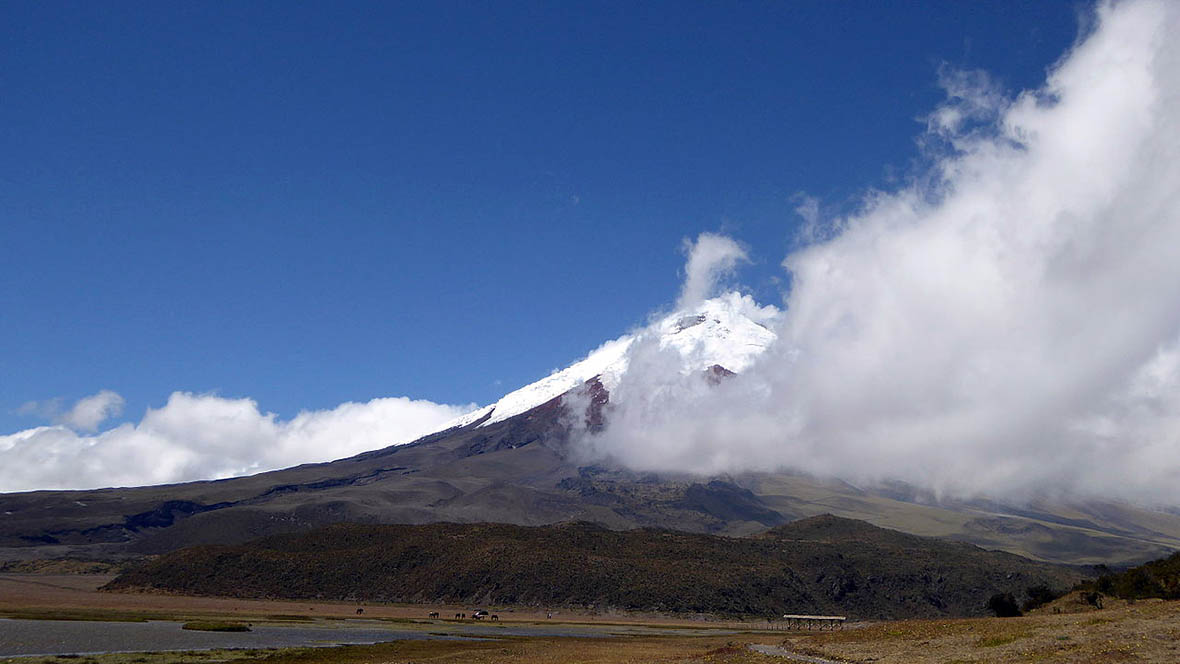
[
  {"xmin": 490, "ymin": 614, "xmax": 499, "ymax": 621},
  {"xmin": 428, "ymin": 611, "xmax": 439, "ymax": 618},
  {"xmin": 355, "ymin": 608, "xmax": 364, "ymax": 615},
  {"xmin": 454, "ymin": 613, "xmax": 462, "ymax": 619}
]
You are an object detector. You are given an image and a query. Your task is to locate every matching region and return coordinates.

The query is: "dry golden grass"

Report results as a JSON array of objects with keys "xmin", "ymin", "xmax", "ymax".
[
  {"xmin": 0, "ymin": 636, "xmax": 790, "ymax": 664},
  {"xmin": 1, "ymin": 649, "xmax": 271, "ymax": 664},
  {"xmin": 783, "ymin": 598, "xmax": 1180, "ymax": 663},
  {"xmin": 0, "ymin": 574, "xmax": 703, "ymax": 626},
  {"xmin": 255, "ymin": 636, "xmax": 784, "ymax": 664}
]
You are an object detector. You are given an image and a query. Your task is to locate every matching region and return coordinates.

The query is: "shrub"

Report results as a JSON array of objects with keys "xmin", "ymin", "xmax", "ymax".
[
  {"xmin": 987, "ymin": 592, "xmax": 1022, "ymax": 617},
  {"xmin": 1021, "ymin": 584, "xmax": 1062, "ymax": 612},
  {"xmin": 181, "ymin": 621, "xmax": 250, "ymax": 632}
]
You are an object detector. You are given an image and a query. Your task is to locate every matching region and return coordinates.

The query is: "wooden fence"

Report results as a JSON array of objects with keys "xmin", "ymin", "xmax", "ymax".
[{"xmin": 722, "ymin": 615, "xmax": 846, "ymax": 631}]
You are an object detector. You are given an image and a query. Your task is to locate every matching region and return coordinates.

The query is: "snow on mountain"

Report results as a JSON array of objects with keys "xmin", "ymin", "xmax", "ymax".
[
  {"xmin": 653, "ymin": 292, "xmax": 779, "ymax": 376},
  {"xmin": 437, "ymin": 335, "xmax": 632, "ymax": 431},
  {"xmin": 436, "ymin": 292, "xmax": 780, "ymax": 432}
]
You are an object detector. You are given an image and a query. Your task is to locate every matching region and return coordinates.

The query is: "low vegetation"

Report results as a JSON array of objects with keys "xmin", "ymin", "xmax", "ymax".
[
  {"xmin": 3, "ymin": 637, "xmax": 779, "ymax": 664},
  {"xmin": 1080, "ymin": 550, "xmax": 1180, "ymax": 600},
  {"xmin": 986, "ymin": 592, "xmax": 1022, "ymax": 618},
  {"xmin": 180, "ymin": 621, "xmax": 251, "ymax": 632},
  {"xmin": 985, "ymin": 583, "xmax": 1068, "ymax": 617},
  {"xmin": 780, "ymin": 597, "xmax": 1180, "ymax": 663},
  {"xmin": 0, "ymin": 559, "xmax": 132, "ymax": 575},
  {"xmin": 0, "ymin": 609, "xmax": 153, "ymax": 622},
  {"xmin": 5, "ymin": 600, "xmax": 1180, "ymax": 664},
  {"xmin": 106, "ymin": 515, "xmax": 1081, "ymax": 619},
  {"xmin": 0, "ymin": 649, "xmax": 270, "ymax": 664}
]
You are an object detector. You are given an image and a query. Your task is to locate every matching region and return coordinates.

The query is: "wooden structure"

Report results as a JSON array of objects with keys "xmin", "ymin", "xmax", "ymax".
[
  {"xmin": 779, "ymin": 614, "xmax": 845, "ymax": 630},
  {"xmin": 724, "ymin": 615, "xmax": 847, "ymax": 631}
]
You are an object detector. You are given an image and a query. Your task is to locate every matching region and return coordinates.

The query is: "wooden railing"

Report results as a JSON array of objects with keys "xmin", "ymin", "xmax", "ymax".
[{"xmin": 723, "ymin": 615, "xmax": 847, "ymax": 631}]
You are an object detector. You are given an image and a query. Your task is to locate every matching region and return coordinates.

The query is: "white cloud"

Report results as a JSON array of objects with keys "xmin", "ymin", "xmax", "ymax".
[
  {"xmin": 924, "ymin": 65, "xmax": 1007, "ymax": 147},
  {"xmin": 15, "ymin": 390, "xmax": 125, "ymax": 432},
  {"xmin": 677, "ymin": 233, "xmax": 748, "ymax": 309},
  {"xmin": 585, "ymin": 0, "xmax": 1180, "ymax": 505},
  {"xmin": 0, "ymin": 392, "xmax": 474, "ymax": 492},
  {"xmin": 58, "ymin": 390, "xmax": 125, "ymax": 432},
  {"xmin": 15, "ymin": 397, "xmax": 63, "ymax": 421}
]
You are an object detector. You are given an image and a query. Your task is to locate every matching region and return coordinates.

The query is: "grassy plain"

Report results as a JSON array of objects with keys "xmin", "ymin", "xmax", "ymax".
[
  {"xmin": 0, "ymin": 573, "xmax": 695, "ymax": 625},
  {"xmin": 0, "ymin": 638, "xmax": 783, "ymax": 664},
  {"xmin": 3, "ymin": 573, "xmax": 1180, "ymax": 663},
  {"xmin": 773, "ymin": 598, "xmax": 1180, "ymax": 663}
]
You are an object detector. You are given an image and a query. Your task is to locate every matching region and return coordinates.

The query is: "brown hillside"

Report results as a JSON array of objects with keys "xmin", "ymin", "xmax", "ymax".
[{"xmin": 106, "ymin": 516, "xmax": 1083, "ymax": 619}]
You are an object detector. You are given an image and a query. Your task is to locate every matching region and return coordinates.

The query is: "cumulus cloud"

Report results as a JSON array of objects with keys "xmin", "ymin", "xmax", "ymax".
[
  {"xmin": 0, "ymin": 392, "xmax": 473, "ymax": 492},
  {"xmin": 677, "ymin": 233, "xmax": 749, "ymax": 309},
  {"xmin": 585, "ymin": 0, "xmax": 1180, "ymax": 505},
  {"xmin": 15, "ymin": 390, "xmax": 124, "ymax": 432},
  {"xmin": 59, "ymin": 390, "xmax": 125, "ymax": 432}
]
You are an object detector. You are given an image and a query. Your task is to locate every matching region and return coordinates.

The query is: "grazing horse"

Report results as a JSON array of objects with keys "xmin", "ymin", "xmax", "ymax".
[
  {"xmin": 491, "ymin": 615, "xmax": 499, "ymax": 621},
  {"xmin": 428, "ymin": 611, "xmax": 439, "ymax": 618},
  {"xmin": 454, "ymin": 613, "xmax": 462, "ymax": 619},
  {"xmin": 355, "ymin": 608, "xmax": 364, "ymax": 615}
]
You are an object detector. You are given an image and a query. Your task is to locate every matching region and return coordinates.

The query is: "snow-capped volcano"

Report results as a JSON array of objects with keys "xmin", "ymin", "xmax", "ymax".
[{"xmin": 441, "ymin": 292, "xmax": 780, "ymax": 431}]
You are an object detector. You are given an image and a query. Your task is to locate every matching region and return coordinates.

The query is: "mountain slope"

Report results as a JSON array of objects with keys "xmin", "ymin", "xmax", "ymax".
[
  {"xmin": 2, "ymin": 295, "xmax": 1180, "ymax": 566},
  {"xmin": 443, "ymin": 292, "xmax": 778, "ymax": 429},
  {"xmin": 105, "ymin": 516, "xmax": 1083, "ymax": 619},
  {"xmin": 0, "ymin": 380, "xmax": 790, "ymax": 556},
  {"xmin": 1081, "ymin": 549, "xmax": 1180, "ymax": 600}
]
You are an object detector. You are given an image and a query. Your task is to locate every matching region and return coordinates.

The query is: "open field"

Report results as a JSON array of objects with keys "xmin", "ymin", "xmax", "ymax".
[
  {"xmin": 0, "ymin": 574, "xmax": 701, "ymax": 625},
  {"xmin": 3, "ymin": 573, "xmax": 1180, "ymax": 662},
  {"xmin": 772, "ymin": 599, "xmax": 1180, "ymax": 663},
  {"xmin": 5, "ymin": 607, "xmax": 1180, "ymax": 664},
  {"xmin": 0, "ymin": 635, "xmax": 785, "ymax": 664}
]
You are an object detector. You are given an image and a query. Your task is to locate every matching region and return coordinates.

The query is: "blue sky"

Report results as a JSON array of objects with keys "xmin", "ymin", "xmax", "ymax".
[{"xmin": 1, "ymin": 1, "xmax": 1081, "ymax": 436}]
